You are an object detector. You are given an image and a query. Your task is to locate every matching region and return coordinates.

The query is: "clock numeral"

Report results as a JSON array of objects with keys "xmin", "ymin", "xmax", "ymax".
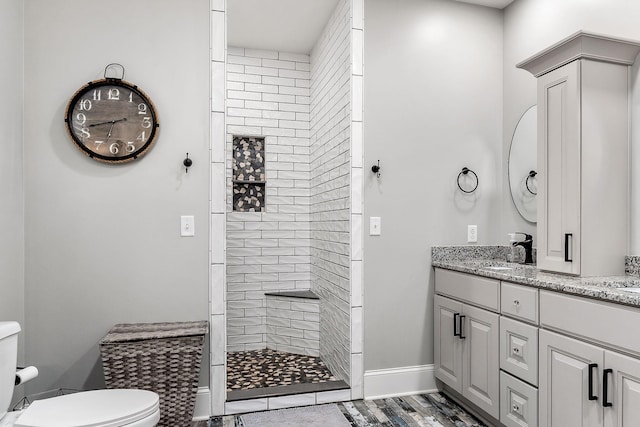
[
  {"xmin": 78, "ymin": 99, "xmax": 92, "ymax": 111},
  {"xmin": 94, "ymin": 140, "xmax": 104, "ymax": 150},
  {"xmin": 136, "ymin": 131, "xmax": 146, "ymax": 142},
  {"xmin": 138, "ymin": 103, "xmax": 148, "ymax": 115},
  {"xmin": 109, "ymin": 143, "xmax": 120, "ymax": 155},
  {"xmin": 75, "ymin": 113, "xmax": 86, "ymax": 125},
  {"xmin": 126, "ymin": 142, "xmax": 136, "ymax": 153},
  {"xmin": 92, "ymin": 90, "xmax": 101, "ymax": 101},
  {"xmin": 80, "ymin": 127, "xmax": 90, "ymax": 139},
  {"xmin": 108, "ymin": 88, "xmax": 120, "ymax": 100},
  {"xmin": 128, "ymin": 91, "xmax": 134, "ymax": 102},
  {"xmin": 141, "ymin": 117, "xmax": 152, "ymax": 129}
]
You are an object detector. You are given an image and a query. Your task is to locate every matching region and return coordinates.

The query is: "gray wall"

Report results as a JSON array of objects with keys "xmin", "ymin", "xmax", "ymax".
[
  {"xmin": 0, "ymin": 0, "xmax": 25, "ymax": 366},
  {"xmin": 23, "ymin": 0, "xmax": 210, "ymax": 393},
  {"xmin": 363, "ymin": 0, "xmax": 503, "ymax": 371},
  {"xmin": 503, "ymin": 0, "xmax": 640, "ymax": 253}
]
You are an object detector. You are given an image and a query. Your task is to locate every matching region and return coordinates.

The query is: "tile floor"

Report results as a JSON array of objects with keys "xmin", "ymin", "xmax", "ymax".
[
  {"xmin": 226, "ymin": 349, "xmax": 337, "ymax": 391},
  {"xmin": 195, "ymin": 392, "xmax": 487, "ymax": 426}
]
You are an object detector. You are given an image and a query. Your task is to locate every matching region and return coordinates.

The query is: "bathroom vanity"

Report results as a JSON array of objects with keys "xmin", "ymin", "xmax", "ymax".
[
  {"xmin": 432, "ymin": 30, "xmax": 640, "ymax": 426},
  {"xmin": 432, "ymin": 250, "xmax": 640, "ymax": 427}
]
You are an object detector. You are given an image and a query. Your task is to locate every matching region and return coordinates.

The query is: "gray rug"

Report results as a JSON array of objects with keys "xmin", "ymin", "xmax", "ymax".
[{"xmin": 240, "ymin": 403, "xmax": 350, "ymax": 427}]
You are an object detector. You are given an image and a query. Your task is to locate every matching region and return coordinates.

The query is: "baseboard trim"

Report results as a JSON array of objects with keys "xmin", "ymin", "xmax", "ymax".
[
  {"xmin": 364, "ymin": 364, "xmax": 437, "ymax": 400},
  {"xmin": 193, "ymin": 386, "xmax": 211, "ymax": 420}
]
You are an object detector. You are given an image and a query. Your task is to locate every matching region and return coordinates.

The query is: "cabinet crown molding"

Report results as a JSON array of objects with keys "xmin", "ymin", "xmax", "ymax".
[{"xmin": 516, "ymin": 31, "xmax": 640, "ymax": 77}]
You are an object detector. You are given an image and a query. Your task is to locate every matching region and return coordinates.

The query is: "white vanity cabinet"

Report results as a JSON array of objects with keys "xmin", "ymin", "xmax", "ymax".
[
  {"xmin": 517, "ymin": 32, "xmax": 640, "ymax": 276},
  {"xmin": 434, "ymin": 265, "xmax": 640, "ymax": 427},
  {"xmin": 434, "ymin": 269, "xmax": 500, "ymax": 419},
  {"xmin": 539, "ymin": 329, "xmax": 640, "ymax": 427},
  {"xmin": 539, "ymin": 290, "xmax": 640, "ymax": 427}
]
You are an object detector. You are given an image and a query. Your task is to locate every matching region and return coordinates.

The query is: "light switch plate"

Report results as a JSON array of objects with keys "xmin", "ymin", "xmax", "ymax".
[
  {"xmin": 181, "ymin": 215, "xmax": 195, "ymax": 237},
  {"xmin": 370, "ymin": 217, "xmax": 381, "ymax": 236}
]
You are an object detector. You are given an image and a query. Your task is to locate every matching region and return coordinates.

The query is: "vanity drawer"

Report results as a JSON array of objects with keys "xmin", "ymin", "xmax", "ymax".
[
  {"xmin": 540, "ymin": 290, "xmax": 640, "ymax": 357},
  {"xmin": 501, "ymin": 282, "xmax": 539, "ymax": 324},
  {"xmin": 500, "ymin": 316, "xmax": 538, "ymax": 386},
  {"xmin": 435, "ymin": 268, "xmax": 499, "ymax": 311},
  {"xmin": 500, "ymin": 371, "xmax": 538, "ymax": 427}
]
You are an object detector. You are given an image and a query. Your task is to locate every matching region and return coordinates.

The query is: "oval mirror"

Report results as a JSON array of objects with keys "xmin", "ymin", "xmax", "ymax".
[{"xmin": 508, "ymin": 105, "xmax": 537, "ymax": 223}]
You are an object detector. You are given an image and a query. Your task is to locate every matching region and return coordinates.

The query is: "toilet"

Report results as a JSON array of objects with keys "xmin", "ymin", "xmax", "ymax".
[{"xmin": 0, "ymin": 322, "xmax": 160, "ymax": 427}]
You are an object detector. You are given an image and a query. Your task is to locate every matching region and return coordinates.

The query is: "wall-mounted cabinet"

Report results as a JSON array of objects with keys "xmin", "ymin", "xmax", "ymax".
[{"xmin": 518, "ymin": 32, "xmax": 640, "ymax": 276}]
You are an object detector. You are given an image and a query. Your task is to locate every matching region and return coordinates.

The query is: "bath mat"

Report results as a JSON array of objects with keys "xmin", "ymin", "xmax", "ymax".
[{"xmin": 240, "ymin": 403, "xmax": 350, "ymax": 427}]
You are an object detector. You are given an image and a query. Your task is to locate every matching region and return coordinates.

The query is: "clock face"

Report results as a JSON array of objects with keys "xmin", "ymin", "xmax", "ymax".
[{"xmin": 65, "ymin": 79, "xmax": 159, "ymax": 163}]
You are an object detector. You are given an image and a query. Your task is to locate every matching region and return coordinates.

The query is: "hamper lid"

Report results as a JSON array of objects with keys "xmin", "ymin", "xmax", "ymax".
[
  {"xmin": 14, "ymin": 389, "xmax": 159, "ymax": 427},
  {"xmin": 100, "ymin": 320, "xmax": 208, "ymax": 343}
]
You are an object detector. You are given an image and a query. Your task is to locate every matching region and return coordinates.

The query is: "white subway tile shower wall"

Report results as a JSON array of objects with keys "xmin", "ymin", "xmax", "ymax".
[
  {"xmin": 226, "ymin": 47, "xmax": 312, "ymax": 351},
  {"xmin": 350, "ymin": 0, "xmax": 364, "ymax": 399},
  {"xmin": 310, "ymin": 0, "xmax": 352, "ymax": 385},
  {"xmin": 210, "ymin": 0, "xmax": 227, "ymax": 416}
]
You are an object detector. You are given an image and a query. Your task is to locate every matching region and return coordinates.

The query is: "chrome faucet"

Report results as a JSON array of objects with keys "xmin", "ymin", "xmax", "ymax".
[{"xmin": 512, "ymin": 233, "xmax": 534, "ymax": 264}]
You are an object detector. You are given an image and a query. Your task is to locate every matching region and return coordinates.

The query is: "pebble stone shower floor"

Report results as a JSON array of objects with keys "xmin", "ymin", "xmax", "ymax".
[
  {"xmin": 226, "ymin": 349, "xmax": 337, "ymax": 391},
  {"xmin": 192, "ymin": 392, "xmax": 488, "ymax": 426}
]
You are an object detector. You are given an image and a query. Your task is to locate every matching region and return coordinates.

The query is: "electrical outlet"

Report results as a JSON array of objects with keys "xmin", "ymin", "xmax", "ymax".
[{"xmin": 467, "ymin": 225, "xmax": 478, "ymax": 243}]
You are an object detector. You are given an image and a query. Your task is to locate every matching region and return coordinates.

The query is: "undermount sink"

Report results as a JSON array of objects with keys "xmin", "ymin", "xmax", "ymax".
[
  {"xmin": 616, "ymin": 287, "xmax": 640, "ymax": 294},
  {"xmin": 463, "ymin": 261, "xmax": 537, "ymax": 275}
]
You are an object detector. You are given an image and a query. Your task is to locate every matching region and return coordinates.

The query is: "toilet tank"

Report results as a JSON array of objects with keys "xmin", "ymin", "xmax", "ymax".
[{"xmin": 0, "ymin": 322, "xmax": 20, "ymax": 419}]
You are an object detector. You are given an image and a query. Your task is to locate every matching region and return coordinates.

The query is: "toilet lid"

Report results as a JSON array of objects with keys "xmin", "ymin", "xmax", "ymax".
[{"xmin": 14, "ymin": 389, "xmax": 159, "ymax": 427}]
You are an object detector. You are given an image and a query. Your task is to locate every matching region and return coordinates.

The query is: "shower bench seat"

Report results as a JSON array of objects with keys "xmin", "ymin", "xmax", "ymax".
[{"xmin": 264, "ymin": 290, "xmax": 320, "ymax": 357}]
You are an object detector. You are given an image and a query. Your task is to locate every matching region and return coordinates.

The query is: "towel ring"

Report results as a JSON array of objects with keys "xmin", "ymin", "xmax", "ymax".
[
  {"xmin": 525, "ymin": 170, "xmax": 537, "ymax": 195},
  {"xmin": 457, "ymin": 167, "xmax": 478, "ymax": 194}
]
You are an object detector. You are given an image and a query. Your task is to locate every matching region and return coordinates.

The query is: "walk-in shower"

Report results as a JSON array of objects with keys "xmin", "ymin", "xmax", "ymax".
[
  {"xmin": 223, "ymin": 0, "xmax": 359, "ymax": 403},
  {"xmin": 209, "ymin": 0, "xmax": 364, "ymax": 413}
]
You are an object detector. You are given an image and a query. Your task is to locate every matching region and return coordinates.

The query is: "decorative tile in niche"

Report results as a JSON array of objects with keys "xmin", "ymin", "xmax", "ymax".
[
  {"xmin": 232, "ymin": 136, "xmax": 266, "ymax": 212},
  {"xmin": 233, "ymin": 183, "xmax": 265, "ymax": 212},
  {"xmin": 233, "ymin": 136, "xmax": 265, "ymax": 182}
]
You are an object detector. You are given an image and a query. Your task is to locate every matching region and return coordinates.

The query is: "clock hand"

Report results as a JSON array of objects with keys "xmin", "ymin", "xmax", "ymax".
[
  {"xmin": 88, "ymin": 118, "xmax": 128, "ymax": 128},
  {"xmin": 106, "ymin": 122, "xmax": 116, "ymax": 141}
]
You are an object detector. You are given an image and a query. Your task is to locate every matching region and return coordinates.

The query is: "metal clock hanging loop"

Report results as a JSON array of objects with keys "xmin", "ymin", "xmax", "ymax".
[{"xmin": 104, "ymin": 63, "xmax": 125, "ymax": 81}]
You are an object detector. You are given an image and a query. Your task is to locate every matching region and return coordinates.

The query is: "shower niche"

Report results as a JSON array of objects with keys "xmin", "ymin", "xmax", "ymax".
[{"xmin": 216, "ymin": 0, "xmax": 365, "ymax": 411}]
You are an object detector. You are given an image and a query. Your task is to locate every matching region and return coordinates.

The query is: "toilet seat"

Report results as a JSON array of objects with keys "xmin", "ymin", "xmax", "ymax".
[{"xmin": 13, "ymin": 389, "xmax": 159, "ymax": 427}]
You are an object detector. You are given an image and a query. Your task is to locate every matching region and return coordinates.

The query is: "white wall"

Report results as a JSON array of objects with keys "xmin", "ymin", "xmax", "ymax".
[
  {"xmin": 0, "ymin": 0, "xmax": 25, "ymax": 366},
  {"xmin": 23, "ymin": 0, "xmax": 210, "ymax": 393},
  {"xmin": 503, "ymin": 0, "xmax": 640, "ymax": 253},
  {"xmin": 225, "ymin": 47, "xmax": 313, "ymax": 352},
  {"xmin": 310, "ymin": 0, "xmax": 352, "ymax": 383},
  {"xmin": 363, "ymin": 0, "xmax": 503, "ymax": 371}
]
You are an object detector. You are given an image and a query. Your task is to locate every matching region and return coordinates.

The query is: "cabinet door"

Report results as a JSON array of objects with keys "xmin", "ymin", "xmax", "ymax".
[
  {"xmin": 604, "ymin": 350, "xmax": 640, "ymax": 427},
  {"xmin": 462, "ymin": 304, "xmax": 500, "ymax": 419},
  {"xmin": 539, "ymin": 329, "xmax": 603, "ymax": 427},
  {"xmin": 537, "ymin": 60, "xmax": 581, "ymax": 275},
  {"xmin": 434, "ymin": 295, "xmax": 463, "ymax": 392}
]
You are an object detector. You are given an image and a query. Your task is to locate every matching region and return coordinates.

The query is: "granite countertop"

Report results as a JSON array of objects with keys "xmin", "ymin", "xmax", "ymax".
[{"xmin": 432, "ymin": 245, "xmax": 640, "ymax": 308}]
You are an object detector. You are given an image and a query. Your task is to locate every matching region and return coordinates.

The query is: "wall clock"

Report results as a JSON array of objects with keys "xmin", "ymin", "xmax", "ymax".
[{"xmin": 65, "ymin": 64, "xmax": 160, "ymax": 163}]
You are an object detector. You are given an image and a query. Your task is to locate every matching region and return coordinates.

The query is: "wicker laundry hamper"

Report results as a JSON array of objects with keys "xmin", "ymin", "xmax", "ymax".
[{"xmin": 100, "ymin": 321, "xmax": 208, "ymax": 427}]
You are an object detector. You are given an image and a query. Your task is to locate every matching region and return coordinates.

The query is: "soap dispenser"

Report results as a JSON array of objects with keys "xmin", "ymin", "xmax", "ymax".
[{"xmin": 507, "ymin": 233, "xmax": 518, "ymax": 262}]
